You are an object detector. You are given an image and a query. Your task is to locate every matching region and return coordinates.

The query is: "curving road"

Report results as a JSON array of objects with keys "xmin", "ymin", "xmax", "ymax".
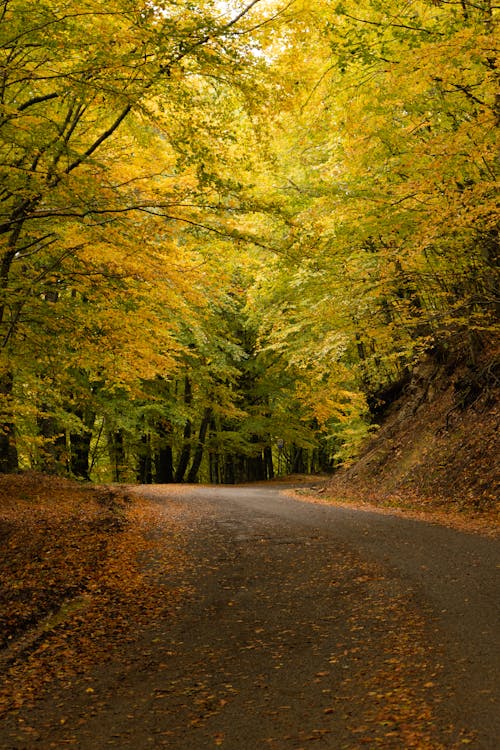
[{"xmin": 3, "ymin": 483, "xmax": 499, "ymax": 749}]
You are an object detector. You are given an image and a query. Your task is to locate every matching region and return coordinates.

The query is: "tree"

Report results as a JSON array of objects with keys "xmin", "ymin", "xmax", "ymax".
[
  {"xmin": 0, "ymin": 0, "xmax": 284, "ymax": 472},
  {"xmin": 3, "ymin": 0, "xmax": 497, "ymax": 479},
  {"xmin": 245, "ymin": 0, "xmax": 498, "ymax": 459}
]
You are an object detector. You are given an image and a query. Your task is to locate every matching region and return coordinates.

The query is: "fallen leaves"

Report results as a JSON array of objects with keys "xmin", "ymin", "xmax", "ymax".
[
  {"xmin": 0, "ymin": 473, "xmax": 189, "ymax": 718},
  {"xmin": 0, "ymin": 478, "xmax": 486, "ymax": 749},
  {"xmin": 291, "ymin": 486, "xmax": 499, "ymax": 538}
]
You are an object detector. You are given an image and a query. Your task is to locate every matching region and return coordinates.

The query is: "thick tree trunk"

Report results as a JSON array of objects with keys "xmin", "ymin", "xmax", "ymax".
[
  {"xmin": 37, "ymin": 408, "xmax": 67, "ymax": 474},
  {"xmin": 70, "ymin": 430, "xmax": 92, "ymax": 480},
  {"xmin": 156, "ymin": 444, "xmax": 174, "ymax": 483},
  {"xmin": 137, "ymin": 433, "xmax": 153, "ymax": 484},
  {"xmin": 68, "ymin": 406, "xmax": 95, "ymax": 480},
  {"xmin": 246, "ymin": 453, "xmax": 265, "ymax": 482},
  {"xmin": 70, "ymin": 430, "xmax": 93, "ymax": 479},
  {"xmin": 155, "ymin": 417, "xmax": 174, "ymax": 484},
  {"xmin": 223, "ymin": 454, "xmax": 235, "ymax": 484},
  {"xmin": 108, "ymin": 429, "xmax": 126, "ymax": 482},
  {"xmin": 155, "ymin": 418, "xmax": 174, "ymax": 483}
]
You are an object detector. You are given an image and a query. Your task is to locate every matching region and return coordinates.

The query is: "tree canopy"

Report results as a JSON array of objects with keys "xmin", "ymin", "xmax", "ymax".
[{"xmin": 1, "ymin": 0, "xmax": 498, "ymax": 481}]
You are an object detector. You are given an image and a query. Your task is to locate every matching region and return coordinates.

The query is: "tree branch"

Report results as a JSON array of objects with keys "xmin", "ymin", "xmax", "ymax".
[
  {"xmin": 339, "ymin": 11, "xmax": 442, "ymax": 36},
  {"xmin": 63, "ymin": 105, "xmax": 132, "ymax": 178},
  {"xmin": 17, "ymin": 91, "xmax": 59, "ymax": 112}
]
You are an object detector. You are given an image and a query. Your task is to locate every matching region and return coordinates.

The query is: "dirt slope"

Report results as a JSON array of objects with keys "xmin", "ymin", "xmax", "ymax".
[{"xmin": 327, "ymin": 352, "xmax": 499, "ymax": 519}]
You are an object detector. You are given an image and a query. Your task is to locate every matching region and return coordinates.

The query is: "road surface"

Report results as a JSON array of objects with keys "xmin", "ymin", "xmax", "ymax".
[{"xmin": 1, "ymin": 483, "xmax": 498, "ymax": 749}]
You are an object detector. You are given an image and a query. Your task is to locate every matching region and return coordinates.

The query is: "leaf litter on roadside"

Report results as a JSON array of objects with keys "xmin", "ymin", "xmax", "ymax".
[{"xmin": 0, "ymin": 473, "xmax": 191, "ymax": 718}]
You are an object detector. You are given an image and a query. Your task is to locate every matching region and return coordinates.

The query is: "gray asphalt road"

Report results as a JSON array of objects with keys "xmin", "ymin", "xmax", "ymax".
[
  {"xmin": 198, "ymin": 485, "xmax": 500, "ymax": 745},
  {"xmin": 2, "ymin": 484, "xmax": 499, "ymax": 749}
]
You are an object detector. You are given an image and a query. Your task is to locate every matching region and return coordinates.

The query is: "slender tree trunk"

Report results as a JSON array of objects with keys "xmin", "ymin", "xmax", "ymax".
[
  {"xmin": 291, "ymin": 445, "xmax": 306, "ymax": 474},
  {"xmin": 209, "ymin": 450, "xmax": 217, "ymax": 484},
  {"xmin": 355, "ymin": 332, "xmax": 366, "ymax": 361},
  {"xmin": 0, "ymin": 370, "xmax": 18, "ymax": 473},
  {"xmin": 209, "ymin": 418, "xmax": 220, "ymax": 484},
  {"xmin": 174, "ymin": 377, "xmax": 192, "ymax": 483},
  {"xmin": 174, "ymin": 425, "xmax": 192, "ymax": 482},
  {"xmin": 264, "ymin": 444, "xmax": 274, "ymax": 479},
  {"xmin": 186, "ymin": 407, "xmax": 212, "ymax": 483}
]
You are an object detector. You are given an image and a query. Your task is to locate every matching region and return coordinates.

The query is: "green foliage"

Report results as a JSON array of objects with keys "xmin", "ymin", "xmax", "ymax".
[
  {"xmin": 247, "ymin": 0, "xmax": 498, "ymax": 453},
  {"xmin": 0, "ymin": 0, "xmax": 497, "ymax": 479}
]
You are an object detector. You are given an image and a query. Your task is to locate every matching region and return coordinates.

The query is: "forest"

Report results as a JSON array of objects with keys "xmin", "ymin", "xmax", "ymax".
[{"xmin": 0, "ymin": 0, "xmax": 498, "ymax": 485}]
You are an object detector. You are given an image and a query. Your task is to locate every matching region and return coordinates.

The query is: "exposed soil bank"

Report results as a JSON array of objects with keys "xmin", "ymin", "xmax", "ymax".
[{"xmin": 324, "ymin": 352, "xmax": 499, "ymax": 525}]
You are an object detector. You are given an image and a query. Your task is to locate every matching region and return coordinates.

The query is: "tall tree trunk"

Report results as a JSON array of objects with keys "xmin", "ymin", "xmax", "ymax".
[
  {"xmin": 70, "ymin": 430, "xmax": 93, "ymax": 479},
  {"xmin": 108, "ymin": 428, "xmax": 126, "ymax": 482},
  {"xmin": 155, "ymin": 418, "xmax": 174, "ymax": 483},
  {"xmin": 70, "ymin": 413, "xmax": 95, "ymax": 480},
  {"xmin": 37, "ymin": 406, "xmax": 67, "ymax": 474},
  {"xmin": 174, "ymin": 424, "xmax": 192, "ymax": 482},
  {"xmin": 223, "ymin": 454, "xmax": 235, "ymax": 484},
  {"xmin": 0, "ymin": 370, "xmax": 18, "ymax": 473},
  {"xmin": 234, "ymin": 454, "xmax": 245, "ymax": 484},
  {"xmin": 290, "ymin": 444, "xmax": 306, "ymax": 474},
  {"xmin": 186, "ymin": 407, "xmax": 212, "ymax": 483},
  {"xmin": 246, "ymin": 437, "xmax": 267, "ymax": 482},
  {"xmin": 137, "ymin": 433, "xmax": 153, "ymax": 484},
  {"xmin": 174, "ymin": 377, "xmax": 192, "ymax": 483},
  {"xmin": 264, "ymin": 444, "xmax": 274, "ymax": 480},
  {"xmin": 209, "ymin": 418, "xmax": 221, "ymax": 484}
]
